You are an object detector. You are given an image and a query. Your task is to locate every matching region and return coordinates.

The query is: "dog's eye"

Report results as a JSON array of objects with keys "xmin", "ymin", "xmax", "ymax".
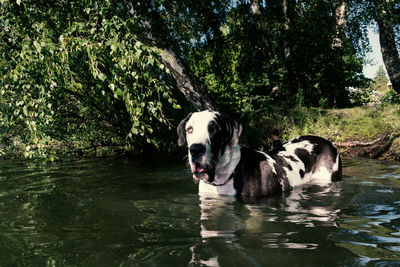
[
  {"xmin": 186, "ymin": 127, "xmax": 193, "ymax": 134},
  {"xmin": 210, "ymin": 127, "xmax": 218, "ymax": 133}
]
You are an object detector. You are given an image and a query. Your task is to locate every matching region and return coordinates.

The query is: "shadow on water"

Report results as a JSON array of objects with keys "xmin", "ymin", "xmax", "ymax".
[{"xmin": 0, "ymin": 156, "xmax": 399, "ymax": 266}]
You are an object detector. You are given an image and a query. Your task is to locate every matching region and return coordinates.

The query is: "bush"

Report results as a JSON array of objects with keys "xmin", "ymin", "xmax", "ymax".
[
  {"xmin": 382, "ymin": 89, "xmax": 400, "ymax": 104},
  {"xmin": 0, "ymin": 0, "xmax": 181, "ymax": 158}
]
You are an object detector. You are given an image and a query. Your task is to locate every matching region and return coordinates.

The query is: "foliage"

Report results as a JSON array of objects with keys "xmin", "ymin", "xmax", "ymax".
[
  {"xmin": 0, "ymin": 0, "xmax": 182, "ymax": 158},
  {"xmin": 240, "ymin": 105, "xmax": 399, "ymax": 151},
  {"xmin": 369, "ymin": 66, "xmax": 400, "ymax": 104},
  {"xmin": 372, "ymin": 66, "xmax": 389, "ymax": 93},
  {"xmin": 187, "ymin": 0, "xmax": 370, "ymax": 113},
  {"xmin": 0, "ymin": 0, "xmax": 396, "ymax": 158},
  {"xmin": 234, "ymin": 103, "xmax": 400, "ymax": 154},
  {"xmin": 382, "ymin": 89, "xmax": 400, "ymax": 104},
  {"xmin": 347, "ymin": 0, "xmax": 399, "ymax": 54},
  {"xmin": 281, "ymin": 105, "xmax": 400, "ymax": 143}
]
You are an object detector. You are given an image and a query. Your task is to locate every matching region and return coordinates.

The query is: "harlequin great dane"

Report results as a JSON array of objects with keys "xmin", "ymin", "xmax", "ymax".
[{"xmin": 177, "ymin": 110, "xmax": 341, "ymax": 197}]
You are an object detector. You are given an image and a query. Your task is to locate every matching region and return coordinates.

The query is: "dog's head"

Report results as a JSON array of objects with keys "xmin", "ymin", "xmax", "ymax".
[{"xmin": 177, "ymin": 111, "xmax": 242, "ymax": 183}]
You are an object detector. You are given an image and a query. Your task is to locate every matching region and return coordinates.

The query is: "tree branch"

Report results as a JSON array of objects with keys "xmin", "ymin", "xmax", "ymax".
[{"xmin": 124, "ymin": 0, "xmax": 216, "ymax": 111}]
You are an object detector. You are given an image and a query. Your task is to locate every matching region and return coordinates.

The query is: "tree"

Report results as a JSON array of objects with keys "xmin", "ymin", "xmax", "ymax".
[
  {"xmin": 0, "ymin": 0, "xmax": 373, "ymax": 157},
  {"xmin": 160, "ymin": 50, "xmax": 216, "ymax": 111},
  {"xmin": 346, "ymin": 0, "xmax": 400, "ymax": 94},
  {"xmin": 333, "ymin": 0, "xmax": 349, "ymax": 49},
  {"xmin": 0, "ymin": 0, "xmax": 183, "ymax": 156},
  {"xmin": 374, "ymin": 0, "xmax": 400, "ymax": 94},
  {"xmin": 330, "ymin": 0, "xmax": 349, "ymax": 106},
  {"xmin": 123, "ymin": 0, "xmax": 216, "ymax": 111},
  {"xmin": 372, "ymin": 66, "xmax": 389, "ymax": 94}
]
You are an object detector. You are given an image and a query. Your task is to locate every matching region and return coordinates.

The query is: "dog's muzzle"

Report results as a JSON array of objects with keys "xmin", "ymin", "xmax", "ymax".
[
  {"xmin": 189, "ymin": 143, "xmax": 210, "ymax": 183},
  {"xmin": 190, "ymin": 143, "xmax": 206, "ymax": 158}
]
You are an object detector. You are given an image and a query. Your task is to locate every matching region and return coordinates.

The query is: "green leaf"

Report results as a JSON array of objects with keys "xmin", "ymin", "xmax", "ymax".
[
  {"xmin": 109, "ymin": 83, "xmax": 115, "ymax": 91},
  {"xmin": 172, "ymin": 103, "xmax": 181, "ymax": 109},
  {"xmin": 98, "ymin": 72, "xmax": 107, "ymax": 81},
  {"xmin": 115, "ymin": 88, "xmax": 123, "ymax": 97}
]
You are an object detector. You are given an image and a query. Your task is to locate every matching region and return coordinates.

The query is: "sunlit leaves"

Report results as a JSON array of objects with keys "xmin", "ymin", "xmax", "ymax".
[{"xmin": 0, "ymin": 0, "xmax": 180, "ymax": 158}]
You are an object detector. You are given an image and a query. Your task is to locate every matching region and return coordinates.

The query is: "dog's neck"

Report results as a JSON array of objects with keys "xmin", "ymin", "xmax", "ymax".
[{"xmin": 213, "ymin": 145, "xmax": 241, "ymax": 185}]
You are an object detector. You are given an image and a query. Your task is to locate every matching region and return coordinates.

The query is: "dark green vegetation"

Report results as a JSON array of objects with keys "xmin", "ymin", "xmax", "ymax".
[{"xmin": 0, "ymin": 0, "xmax": 399, "ymax": 159}]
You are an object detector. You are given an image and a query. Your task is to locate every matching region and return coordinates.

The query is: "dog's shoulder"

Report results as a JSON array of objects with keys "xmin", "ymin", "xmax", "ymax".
[{"xmin": 233, "ymin": 147, "xmax": 282, "ymax": 196}]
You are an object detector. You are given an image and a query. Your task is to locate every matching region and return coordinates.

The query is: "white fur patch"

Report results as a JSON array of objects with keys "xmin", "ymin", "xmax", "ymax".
[
  {"xmin": 185, "ymin": 111, "xmax": 216, "ymax": 146},
  {"xmin": 278, "ymin": 138, "xmax": 336, "ymax": 187},
  {"xmin": 311, "ymin": 165, "xmax": 332, "ymax": 184},
  {"xmin": 257, "ymin": 151, "xmax": 277, "ymax": 175},
  {"xmin": 185, "ymin": 111, "xmax": 216, "ymax": 169},
  {"xmin": 278, "ymin": 140, "xmax": 313, "ymax": 187},
  {"xmin": 333, "ymin": 153, "xmax": 340, "ymax": 173},
  {"xmin": 197, "ymin": 144, "xmax": 241, "ymax": 196},
  {"xmin": 213, "ymin": 145, "xmax": 241, "ymax": 185},
  {"xmin": 199, "ymin": 179, "xmax": 236, "ymax": 196}
]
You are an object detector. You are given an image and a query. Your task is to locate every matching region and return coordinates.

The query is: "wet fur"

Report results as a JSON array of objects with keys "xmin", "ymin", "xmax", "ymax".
[{"xmin": 178, "ymin": 111, "xmax": 342, "ymax": 197}]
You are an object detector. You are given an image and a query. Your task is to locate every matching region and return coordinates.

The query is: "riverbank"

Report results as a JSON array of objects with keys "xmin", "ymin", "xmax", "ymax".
[
  {"xmin": 243, "ymin": 104, "xmax": 400, "ymax": 162},
  {"xmin": 1, "ymin": 105, "xmax": 399, "ymax": 162}
]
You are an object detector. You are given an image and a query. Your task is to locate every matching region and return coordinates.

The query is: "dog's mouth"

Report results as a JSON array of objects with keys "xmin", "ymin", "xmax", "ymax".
[{"xmin": 191, "ymin": 162, "xmax": 210, "ymax": 183}]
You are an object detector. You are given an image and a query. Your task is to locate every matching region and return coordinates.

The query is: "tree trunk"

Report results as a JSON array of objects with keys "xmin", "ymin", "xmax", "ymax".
[
  {"xmin": 281, "ymin": 0, "xmax": 298, "ymax": 100},
  {"xmin": 332, "ymin": 0, "xmax": 348, "ymax": 49},
  {"xmin": 251, "ymin": 0, "xmax": 273, "ymax": 60},
  {"xmin": 282, "ymin": 0, "xmax": 291, "ymax": 58},
  {"xmin": 375, "ymin": 0, "xmax": 400, "ymax": 94},
  {"xmin": 124, "ymin": 0, "xmax": 216, "ymax": 111},
  {"xmin": 161, "ymin": 50, "xmax": 216, "ymax": 111},
  {"xmin": 330, "ymin": 0, "xmax": 349, "ymax": 107}
]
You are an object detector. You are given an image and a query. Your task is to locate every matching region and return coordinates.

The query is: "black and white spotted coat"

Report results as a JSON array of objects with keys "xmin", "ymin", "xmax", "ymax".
[{"xmin": 178, "ymin": 111, "xmax": 342, "ymax": 197}]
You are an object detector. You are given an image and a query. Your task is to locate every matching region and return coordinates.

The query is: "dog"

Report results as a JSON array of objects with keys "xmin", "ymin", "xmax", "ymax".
[{"xmin": 177, "ymin": 110, "xmax": 342, "ymax": 197}]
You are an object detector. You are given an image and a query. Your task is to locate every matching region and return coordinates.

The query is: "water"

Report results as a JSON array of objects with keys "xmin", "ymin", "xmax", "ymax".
[{"xmin": 0, "ymin": 156, "xmax": 399, "ymax": 266}]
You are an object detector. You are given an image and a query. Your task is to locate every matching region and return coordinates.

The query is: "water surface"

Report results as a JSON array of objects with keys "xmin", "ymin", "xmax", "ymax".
[{"xmin": 0, "ymin": 156, "xmax": 399, "ymax": 266}]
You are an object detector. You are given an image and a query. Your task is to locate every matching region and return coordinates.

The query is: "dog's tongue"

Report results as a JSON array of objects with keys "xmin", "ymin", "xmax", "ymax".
[
  {"xmin": 192, "ymin": 163, "xmax": 204, "ymax": 173},
  {"xmin": 196, "ymin": 166, "xmax": 205, "ymax": 173}
]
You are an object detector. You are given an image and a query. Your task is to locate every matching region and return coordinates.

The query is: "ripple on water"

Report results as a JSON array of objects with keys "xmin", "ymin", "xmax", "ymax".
[
  {"xmin": 335, "ymin": 159, "xmax": 400, "ymax": 264},
  {"xmin": 0, "ymin": 157, "xmax": 399, "ymax": 266}
]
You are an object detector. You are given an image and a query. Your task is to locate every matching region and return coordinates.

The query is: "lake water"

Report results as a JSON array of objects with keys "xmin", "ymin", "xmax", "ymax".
[{"xmin": 0, "ymin": 156, "xmax": 399, "ymax": 266}]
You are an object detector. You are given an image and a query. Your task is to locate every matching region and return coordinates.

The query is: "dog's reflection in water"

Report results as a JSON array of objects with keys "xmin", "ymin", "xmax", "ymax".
[{"xmin": 189, "ymin": 184, "xmax": 341, "ymax": 266}]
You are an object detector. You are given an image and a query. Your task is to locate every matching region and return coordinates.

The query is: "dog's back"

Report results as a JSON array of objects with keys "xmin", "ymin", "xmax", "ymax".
[
  {"xmin": 177, "ymin": 111, "xmax": 341, "ymax": 198},
  {"xmin": 234, "ymin": 136, "xmax": 341, "ymax": 197},
  {"xmin": 268, "ymin": 136, "xmax": 341, "ymax": 187}
]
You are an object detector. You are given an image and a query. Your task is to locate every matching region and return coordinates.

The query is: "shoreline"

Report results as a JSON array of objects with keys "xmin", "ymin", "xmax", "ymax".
[{"xmin": 1, "ymin": 105, "xmax": 399, "ymax": 162}]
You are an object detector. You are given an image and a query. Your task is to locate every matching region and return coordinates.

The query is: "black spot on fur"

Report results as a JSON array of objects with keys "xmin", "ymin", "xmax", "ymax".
[
  {"xmin": 270, "ymin": 154, "xmax": 292, "ymax": 191},
  {"xmin": 331, "ymin": 157, "xmax": 342, "ymax": 181},
  {"xmin": 299, "ymin": 169, "xmax": 305, "ymax": 178},
  {"xmin": 214, "ymin": 112, "xmax": 240, "ymax": 146},
  {"xmin": 295, "ymin": 148, "xmax": 314, "ymax": 174},
  {"xmin": 284, "ymin": 155, "xmax": 298, "ymax": 163},
  {"xmin": 202, "ymin": 112, "xmax": 241, "ymax": 183},
  {"xmin": 270, "ymin": 145, "xmax": 286, "ymax": 153},
  {"xmin": 234, "ymin": 147, "xmax": 282, "ymax": 197}
]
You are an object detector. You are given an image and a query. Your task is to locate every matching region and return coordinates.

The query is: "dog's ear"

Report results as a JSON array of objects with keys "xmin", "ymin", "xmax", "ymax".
[
  {"xmin": 217, "ymin": 112, "xmax": 242, "ymax": 146},
  {"xmin": 177, "ymin": 113, "xmax": 192, "ymax": 146},
  {"xmin": 231, "ymin": 121, "xmax": 242, "ymax": 146}
]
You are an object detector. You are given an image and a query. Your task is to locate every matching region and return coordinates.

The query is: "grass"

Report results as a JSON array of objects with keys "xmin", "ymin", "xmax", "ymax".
[
  {"xmin": 243, "ymin": 104, "xmax": 400, "ymax": 149},
  {"xmin": 281, "ymin": 105, "xmax": 400, "ymax": 143}
]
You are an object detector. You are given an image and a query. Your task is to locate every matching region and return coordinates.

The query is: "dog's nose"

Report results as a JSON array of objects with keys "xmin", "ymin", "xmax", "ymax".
[{"xmin": 189, "ymin": 143, "xmax": 206, "ymax": 157}]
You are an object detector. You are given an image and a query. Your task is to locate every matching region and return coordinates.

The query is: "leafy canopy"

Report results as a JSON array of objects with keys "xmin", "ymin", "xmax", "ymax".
[
  {"xmin": 0, "ymin": 0, "xmax": 181, "ymax": 158},
  {"xmin": 0, "ymin": 0, "xmax": 378, "ymax": 158}
]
